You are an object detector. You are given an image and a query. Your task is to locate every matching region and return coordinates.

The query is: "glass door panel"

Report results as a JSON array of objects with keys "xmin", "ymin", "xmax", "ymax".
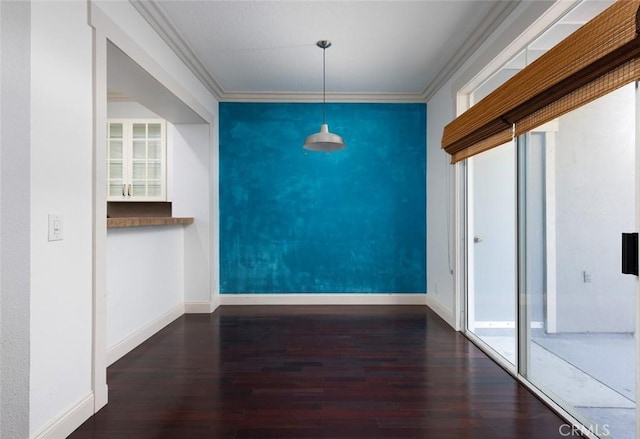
[
  {"xmin": 522, "ymin": 83, "xmax": 637, "ymax": 438},
  {"xmin": 107, "ymin": 122, "xmax": 125, "ymax": 198},
  {"xmin": 467, "ymin": 142, "xmax": 517, "ymax": 367}
]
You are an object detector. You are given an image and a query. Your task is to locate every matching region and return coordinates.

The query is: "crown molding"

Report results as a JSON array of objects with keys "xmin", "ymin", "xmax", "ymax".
[
  {"xmin": 420, "ymin": 0, "xmax": 520, "ymax": 102},
  {"xmin": 129, "ymin": 0, "xmax": 224, "ymax": 100},
  {"xmin": 221, "ymin": 91, "xmax": 427, "ymax": 103},
  {"xmin": 131, "ymin": 0, "xmax": 517, "ymax": 104}
]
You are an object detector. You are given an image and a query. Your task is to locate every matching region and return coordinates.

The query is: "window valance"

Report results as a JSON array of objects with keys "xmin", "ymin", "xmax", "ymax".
[{"xmin": 442, "ymin": 0, "xmax": 640, "ymax": 163}]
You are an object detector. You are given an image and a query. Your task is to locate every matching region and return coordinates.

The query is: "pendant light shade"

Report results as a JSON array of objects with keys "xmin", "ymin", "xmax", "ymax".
[
  {"xmin": 303, "ymin": 40, "xmax": 345, "ymax": 152},
  {"xmin": 304, "ymin": 124, "xmax": 345, "ymax": 151}
]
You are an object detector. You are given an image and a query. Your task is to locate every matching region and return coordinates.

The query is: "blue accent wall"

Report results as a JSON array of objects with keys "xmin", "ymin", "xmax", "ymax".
[{"xmin": 219, "ymin": 103, "xmax": 426, "ymax": 293}]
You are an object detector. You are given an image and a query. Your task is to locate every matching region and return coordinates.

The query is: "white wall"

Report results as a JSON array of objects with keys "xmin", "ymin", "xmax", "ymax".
[
  {"xmin": 106, "ymin": 226, "xmax": 184, "ymax": 355},
  {"xmin": 107, "ymin": 101, "xmax": 160, "ymax": 119},
  {"xmin": 171, "ymin": 124, "xmax": 212, "ymax": 307},
  {"xmin": 0, "ymin": 2, "xmax": 31, "ymax": 438},
  {"xmin": 30, "ymin": 1, "xmax": 94, "ymax": 436},
  {"xmin": 426, "ymin": 85, "xmax": 456, "ymax": 325}
]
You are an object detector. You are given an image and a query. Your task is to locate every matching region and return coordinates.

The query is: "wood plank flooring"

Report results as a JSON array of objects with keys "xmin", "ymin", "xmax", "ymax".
[{"xmin": 70, "ymin": 306, "xmax": 572, "ymax": 438}]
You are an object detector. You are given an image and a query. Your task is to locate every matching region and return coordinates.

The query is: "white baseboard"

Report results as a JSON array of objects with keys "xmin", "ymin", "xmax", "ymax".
[
  {"xmin": 220, "ymin": 293, "xmax": 427, "ymax": 306},
  {"xmin": 425, "ymin": 294, "xmax": 456, "ymax": 329},
  {"xmin": 94, "ymin": 383, "xmax": 108, "ymax": 412},
  {"xmin": 107, "ymin": 303, "xmax": 184, "ymax": 366},
  {"xmin": 33, "ymin": 392, "xmax": 94, "ymax": 439},
  {"xmin": 184, "ymin": 301, "xmax": 215, "ymax": 313},
  {"xmin": 212, "ymin": 294, "xmax": 221, "ymax": 310}
]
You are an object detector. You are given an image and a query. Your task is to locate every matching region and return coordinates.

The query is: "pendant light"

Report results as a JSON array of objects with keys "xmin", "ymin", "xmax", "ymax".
[{"xmin": 303, "ymin": 40, "xmax": 346, "ymax": 152}]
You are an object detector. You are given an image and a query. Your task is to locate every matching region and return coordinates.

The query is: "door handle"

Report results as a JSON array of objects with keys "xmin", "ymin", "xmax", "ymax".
[
  {"xmin": 474, "ymin": 236, "xmax": 483, "ymax": 244},
  {"xmin": 622, "ymin": 232, "xmax": 638, "ymax": 276}
]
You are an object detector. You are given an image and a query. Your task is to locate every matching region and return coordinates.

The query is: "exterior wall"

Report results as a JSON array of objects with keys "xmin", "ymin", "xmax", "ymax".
[
  {"xmin": 219, "ymin": 103, "xmax": 426, "ymax": 294},
  {"xmin": 554, "ymin": 84, "xmax": 636, "ymax": 332}
]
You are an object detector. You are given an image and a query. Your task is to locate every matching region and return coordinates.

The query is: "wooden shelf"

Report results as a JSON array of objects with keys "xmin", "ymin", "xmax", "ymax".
[{"xmin": 107, "ymin": 217, "xmax": 194, "ymax": 229}]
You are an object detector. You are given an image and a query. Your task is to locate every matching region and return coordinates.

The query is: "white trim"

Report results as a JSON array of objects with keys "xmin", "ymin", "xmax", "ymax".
[
  {"xmin": 220, "ymin": 294, "xmax": 427, "ymax": 306},
  {"xmin": 212, "ymin": 292, "xmax": 221, "ymax": 311},
  {"xmin": 209, "ymin": 113, "xmax": 220, "ymax": 315},
  {"xmin": 222, "ymin": 91, "xmax": 428, "ymax": 104},
  {"xmin": 32, "ymin": 393, "xmax": 94, "ymax": 439},
  {"xmin": 466, "ymin": 158, "xmax": 475, "ymax": 332},
  {"xmin": 184, "ymin": 301, "xmax": 215, "ymax": 314},
  {"xmin": 544, "ymin": 131, "xmax": 558, "ymax": 334},
  {"xmin": 635, "ymin": 80, "xmax": 640, "ymax": 439},
  {"xmin": 453, "ymin": 162, "xmax": 465, "ymax": 332},
  {"xmin": 90, "ymin": 22, "xmax": 109, "ymax": 413},
  {"xmin": 106, "ymin": 304, "xmax": 184, "ymax": 366},
  {"xmin": 425, "ymin": 294, "xmax": 456, "ymax": 329}
]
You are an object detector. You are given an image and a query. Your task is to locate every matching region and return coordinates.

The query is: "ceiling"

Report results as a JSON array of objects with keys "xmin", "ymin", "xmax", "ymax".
[{"xmin": 130, "ymin": 0, "xmax": 522, "ymax": 102}]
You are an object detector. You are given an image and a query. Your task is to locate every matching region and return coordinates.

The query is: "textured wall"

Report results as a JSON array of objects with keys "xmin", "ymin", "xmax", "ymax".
[
  {"xmin": 1, "ymin": 2, "xmax": 31, "ymax": 437},
  {"xmin": 30, "ymin": 1, "xmax": 94, "ymax": 434},
  {"xmin": 220, "ymin": 103, "xmax": 426, "ymax": 294}
]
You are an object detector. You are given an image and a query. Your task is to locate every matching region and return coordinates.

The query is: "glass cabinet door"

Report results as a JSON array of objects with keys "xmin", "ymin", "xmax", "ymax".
[
  {"xmin": 107, "ymin": 122, "xmax": 125, "ymax": 198},
  {"xmin": 107, "ymin": 119, "xmax": 166, "ymax": 201}
]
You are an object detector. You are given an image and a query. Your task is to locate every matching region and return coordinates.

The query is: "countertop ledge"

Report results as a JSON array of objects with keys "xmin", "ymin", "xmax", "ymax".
[{"xmin": 107, "ymin": 217, "xmax": 194, "ymax": 229}]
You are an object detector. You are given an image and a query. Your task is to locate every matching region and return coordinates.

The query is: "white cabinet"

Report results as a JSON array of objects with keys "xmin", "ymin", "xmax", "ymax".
[{"xmin": 107, "ymin": 119, "xmax": 167, "ymax": 201}]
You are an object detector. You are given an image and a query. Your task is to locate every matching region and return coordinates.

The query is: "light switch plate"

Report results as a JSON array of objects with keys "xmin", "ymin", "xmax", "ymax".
[{"xmin": 48, "ymin": 214, "xmax": 63, "ymax": 241}]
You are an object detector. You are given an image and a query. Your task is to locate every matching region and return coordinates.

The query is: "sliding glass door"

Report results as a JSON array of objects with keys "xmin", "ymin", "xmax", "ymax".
[
  {"xmin": 520, "ymin": 83, "xmax": 637, "ymax": 438},
  {"xmin": 466, "ymin": 82, "xmax": 638, "ymax": 438},
  {"xmin": 467, "ymin": 142, "xmax": 516, "ymax": 367}
]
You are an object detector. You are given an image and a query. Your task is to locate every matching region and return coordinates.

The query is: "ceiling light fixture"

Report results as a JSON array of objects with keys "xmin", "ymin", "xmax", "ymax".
[{"xmin": 303, "ymin": 40, "xmax": 346, "ymax": 152}]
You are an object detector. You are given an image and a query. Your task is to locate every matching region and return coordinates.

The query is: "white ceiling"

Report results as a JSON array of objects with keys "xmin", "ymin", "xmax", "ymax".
[{"xmin": 131, "ymin": 0, "xmax": 522, "ymax": 102}]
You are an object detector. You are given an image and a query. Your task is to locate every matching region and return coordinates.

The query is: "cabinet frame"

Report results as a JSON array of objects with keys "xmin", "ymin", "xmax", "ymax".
[{"xmin": 107, "ymin": 119, "xmax": 167, "ymax": 202}]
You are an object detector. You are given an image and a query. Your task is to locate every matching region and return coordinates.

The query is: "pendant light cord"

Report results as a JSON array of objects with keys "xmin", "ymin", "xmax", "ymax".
[{"xmin": 322, "ymin": 45, "xmax": 326, "ymax": 124}]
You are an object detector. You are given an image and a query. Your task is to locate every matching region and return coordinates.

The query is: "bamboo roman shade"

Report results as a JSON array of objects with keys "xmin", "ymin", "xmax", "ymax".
[{"xmin": 442, "ymin": 0, "xmax": 640, "ymax": 164}]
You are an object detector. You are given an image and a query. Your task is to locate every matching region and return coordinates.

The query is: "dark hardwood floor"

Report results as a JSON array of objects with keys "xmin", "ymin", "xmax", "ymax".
[{"xmin": 70, "ymin": 305, "xmax": 572, "ymax": 438}]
